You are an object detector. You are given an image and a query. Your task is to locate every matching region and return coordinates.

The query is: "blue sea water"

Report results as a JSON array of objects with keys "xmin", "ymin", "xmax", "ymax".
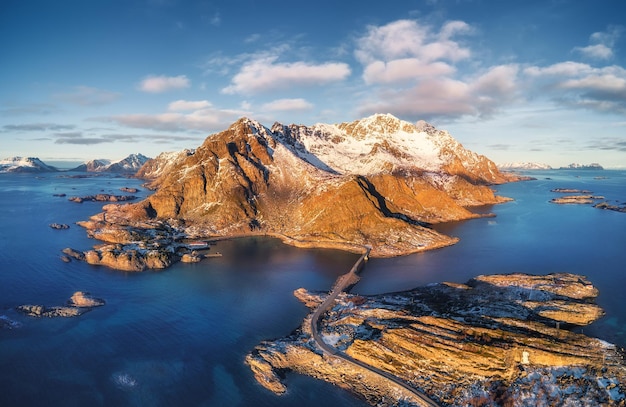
[{"xmin": 0, "ymin": 170, "xmax": 625, "ymax": 406}]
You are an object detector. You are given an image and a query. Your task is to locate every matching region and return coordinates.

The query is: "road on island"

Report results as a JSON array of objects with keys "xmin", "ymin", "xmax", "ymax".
[{"xmin": 309, "ymin": 246, "xmax": 440, "ymax": 407}]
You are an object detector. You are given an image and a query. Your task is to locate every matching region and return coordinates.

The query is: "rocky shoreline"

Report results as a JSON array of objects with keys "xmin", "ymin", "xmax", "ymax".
[{"xmin": 246, "ymin": 273, "xmax": 626, "ymax": 406}]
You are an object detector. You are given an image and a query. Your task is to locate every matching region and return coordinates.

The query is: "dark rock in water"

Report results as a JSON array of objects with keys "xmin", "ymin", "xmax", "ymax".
[
  {"xmin": 16, "ymin": 304, "xmax": 84, "ymax": 318},
  {"xmin": 62, "ymin": 247, "xmax": 85, "ymax": 261},
  {"xmin": 550, "ymin": 195, "xmax": 604, "ymax": 204},
  {"xmin": 60, "ymin": 255, "xmax": 71, "ymax": 263},
  {"xmin": 49, "ymin": 223, "xmax": 70, "ymax": 230},
  {"xmin": 120, "ymin": 187, "xmax": 139, "ymax": 193},
  {"xmin": 53, "ymin": 193, "xmax": 66, "ymax": 197},
  {"xmin": 16, "ymin": 291, "xmax": 105, "ymax": 318},
  {"xmin": 551, "ymin": 188, "xmax": 592, "ymax": 194},
  {"xmin": 594, "ymin": 201, "xmax": 626, "ymax": 213}
]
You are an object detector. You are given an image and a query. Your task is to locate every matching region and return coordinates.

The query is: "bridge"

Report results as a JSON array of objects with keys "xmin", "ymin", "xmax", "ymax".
[{"xmin": 309, "ymin": 245, "xmax": 439, "ymax": 407}]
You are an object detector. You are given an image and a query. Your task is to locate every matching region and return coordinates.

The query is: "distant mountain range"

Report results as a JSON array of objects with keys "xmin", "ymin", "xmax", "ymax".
[
  {"xmin": 70, "ymin": 154, "xmax": 151, "ymax": 173},
  {"xmin": 559, "ymin": 163, "xmax": 604, "ymax": 170},
  {"xmin": 498, "ymin": 162, "xmax": 553, "ymax": 170},
  {"xmin": 0, "ymin": 157, "xmax": 59, "ymax": 173},
  {"xmin": 499, "ymin": 162, "xmax": 606, "ymax": 171},
  {"xmin": 1, "ymin": 154, "xmax": 152, "ymax": 174}
]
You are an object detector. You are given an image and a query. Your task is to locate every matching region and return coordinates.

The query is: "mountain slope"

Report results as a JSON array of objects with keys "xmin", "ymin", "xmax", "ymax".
[{"xmin": 79, "ymin": 114, "xmax": 513, "ymax": 260}]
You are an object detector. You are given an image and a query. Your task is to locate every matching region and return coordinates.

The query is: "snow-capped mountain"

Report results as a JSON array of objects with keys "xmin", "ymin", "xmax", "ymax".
[
  {"xmin": 112, "ymin": 114, "xmax": 514, "ymax": 257},
  {"xmin": 71, "ymin": 154, "xmax": 151, "ymax": 173},
  {"xmin": 136, "ymin": 149, "xmax": 195, "ymax": 183},
  {"xmin": 0, "ymin": 157, "xmax": 58, "ymax": 173},
  {"xmin": 269, "ymin": 114, "xmax": 505, "ymax": 184},
  {"xmin": 71, "ymin": 159, "xmax": 112, "ymax": 172},
  {"xmin": 498, "ymin": 162, "xmax": 553, "ymax": 170}
]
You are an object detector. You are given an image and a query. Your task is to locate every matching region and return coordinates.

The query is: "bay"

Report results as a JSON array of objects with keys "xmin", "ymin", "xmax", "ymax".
[{"xmin": 0, "ymin": 169, "xmax": 624, "ymax": 406}]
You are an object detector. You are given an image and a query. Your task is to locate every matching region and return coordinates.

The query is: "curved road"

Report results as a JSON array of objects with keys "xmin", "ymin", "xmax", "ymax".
[{"xmin": 309, "ymin": 246, "xmax": 439, "ymax": 407}]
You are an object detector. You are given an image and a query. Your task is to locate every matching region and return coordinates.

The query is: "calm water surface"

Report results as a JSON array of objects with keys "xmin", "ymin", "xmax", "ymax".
[{"xmin": 1, "ymin": 170, "xmax": 624, "ymax": 406}]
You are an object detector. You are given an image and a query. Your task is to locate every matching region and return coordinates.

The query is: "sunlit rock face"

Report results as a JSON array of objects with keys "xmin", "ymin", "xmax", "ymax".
[
  {"xmin": 247, "ymin": 273, "xmax": 626, "ymax": 406},
  {"xmin": 78, "ymin": 114, "xmax": 515, "ymax": 267}
]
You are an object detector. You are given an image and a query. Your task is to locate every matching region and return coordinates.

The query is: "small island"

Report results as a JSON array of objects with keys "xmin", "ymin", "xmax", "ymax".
[{"xmin": 16, "ymin": 291, "xmax": 105, "ymax": 318}]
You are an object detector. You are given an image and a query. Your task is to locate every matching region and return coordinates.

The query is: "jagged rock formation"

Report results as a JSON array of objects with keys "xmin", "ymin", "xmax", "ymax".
[
  {"xmin": 0, "ymin": 156, "xmax": 58, "ymax": 173},
  {"xmin": 78, "ymin": 114, "xmax": 517, "ymax": 270},
  {"xmin": 247, "ymin": 273, "xmax": 626, "ymax": 406},
  {"xmin": 70, "ymin": 153, "xmax": 150, "ymax": 173}
]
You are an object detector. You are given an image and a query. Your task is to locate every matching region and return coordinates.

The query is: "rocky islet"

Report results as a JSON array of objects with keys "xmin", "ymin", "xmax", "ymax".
[{"xmin": 15, "ymin": 291, "xmax": 105, "ymax": 318}]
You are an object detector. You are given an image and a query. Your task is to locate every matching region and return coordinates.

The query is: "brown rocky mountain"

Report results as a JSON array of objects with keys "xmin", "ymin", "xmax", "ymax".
[{"xmin": 76, "ymin": 114, "xmax": 517, "ymax": 271}]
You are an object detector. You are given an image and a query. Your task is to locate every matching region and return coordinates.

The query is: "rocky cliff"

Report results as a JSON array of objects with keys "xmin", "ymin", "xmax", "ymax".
[
  {"xmin": 78, "ymin": 114, "xmax": 517, "ymax": 270},
  {"xmin": 247, "ymin": 273, "xmax": 626, "ymax": 406}
]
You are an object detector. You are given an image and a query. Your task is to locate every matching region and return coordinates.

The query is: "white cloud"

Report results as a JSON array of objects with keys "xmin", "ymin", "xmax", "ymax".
[
  {"xmin": 573, "ymin": 25, "xmax": 623, "ymax": 60},
  {"xmin": 363, "ymin": 59, "xmax": 455, "ymax": 84},
  {"xmin": 524, "ymin": 61, "xmax": 593, "ymax": 77},
  {"xmin": 222, "ymin": 55, "xmax": 351, "ymax": 94},
  {"xmin": 357, "ymin": 64, "xmax": 521, "ymax": 120},
  {"xmin": 354, "ymin": 19, "xmax": 471, "ymax": 66},
  {"xmin": 523, "ymin": 62, "xmax": 626, "ymax": 114},
  {"xmin": 261, "ymin": 98, "xmax": 313, "ymax": 112},
  {"xmin": 354, "ymin": 19, "xmax": 472, "ymax": 89},
  {"xmin": 168, "ymin": 100, "xmax": 212, "ymax": 111},
  {"xmin": 353, "ymin": 18, "xmax": 519, "ymax": 120},
  {"xmin": 138, "ymin": 75, "xmax": 190, "ymax": 93},
  {"xmin": 574, "ymin": 44, "xmax": 614, "ymax": 60}
]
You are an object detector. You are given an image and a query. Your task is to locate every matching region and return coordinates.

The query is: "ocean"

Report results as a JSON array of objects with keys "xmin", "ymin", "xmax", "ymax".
[{"xmin": 0, "ymin": 169, "xmax": 624, "ymax": 406}]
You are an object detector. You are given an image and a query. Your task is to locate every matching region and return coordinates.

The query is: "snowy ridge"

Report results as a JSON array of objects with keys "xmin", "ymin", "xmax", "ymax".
[
  {"xmin": 0, "ymin": 156, "xmax": 58, "ymax": 173},
  {"xmin": 269, "ymin": 114, "xmax": 444, "ymax": 175},
  {"xmin": 72, "ymin": 153, "xmax": 151, "ymax": 173},
  {"xmin": 136, "ymin": 149, "xmax": 195, "ymax": 180},
  {"xmin": 247, "ymin": 113, "xmax": 501, "ymax": 185}
]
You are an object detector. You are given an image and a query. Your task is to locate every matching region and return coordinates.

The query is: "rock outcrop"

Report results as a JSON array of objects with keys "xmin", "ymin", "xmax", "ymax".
[
  {"xmin": 75, "ymin": 115, "xmax": 518, "ymax": 271},
  {"xmin": 247, "ymin": 273, "xmax": 626, "ymax": 406},
  {"xmin": 16, "ymin": 291, "xmax": 105, "ymax": 318}
]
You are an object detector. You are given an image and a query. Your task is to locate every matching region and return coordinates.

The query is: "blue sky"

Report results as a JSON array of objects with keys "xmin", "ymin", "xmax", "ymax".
[{"xmin": 2, "ymin": 0, "xmax": 626, "ymax": 167}]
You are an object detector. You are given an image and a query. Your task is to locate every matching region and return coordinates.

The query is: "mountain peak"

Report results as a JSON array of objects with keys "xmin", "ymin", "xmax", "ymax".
[
  {"xmin": 0, "ymin": 156, "xmax": 58, "ymax": 173},
  {"xmin": 71, "ymin": 153, "xmax": 151, "ymax": 173}
]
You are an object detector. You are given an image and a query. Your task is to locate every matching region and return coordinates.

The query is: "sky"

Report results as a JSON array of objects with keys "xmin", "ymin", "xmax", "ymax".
[{"xmin": 1, "ymin": 0, "xmax": 626, "ymax": 168}]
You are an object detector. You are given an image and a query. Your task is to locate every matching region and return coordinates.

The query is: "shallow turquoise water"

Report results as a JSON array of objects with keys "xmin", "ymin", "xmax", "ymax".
[{"xmin": 0, "ymin": 170, "xmax": 624, "ymax": 406}]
